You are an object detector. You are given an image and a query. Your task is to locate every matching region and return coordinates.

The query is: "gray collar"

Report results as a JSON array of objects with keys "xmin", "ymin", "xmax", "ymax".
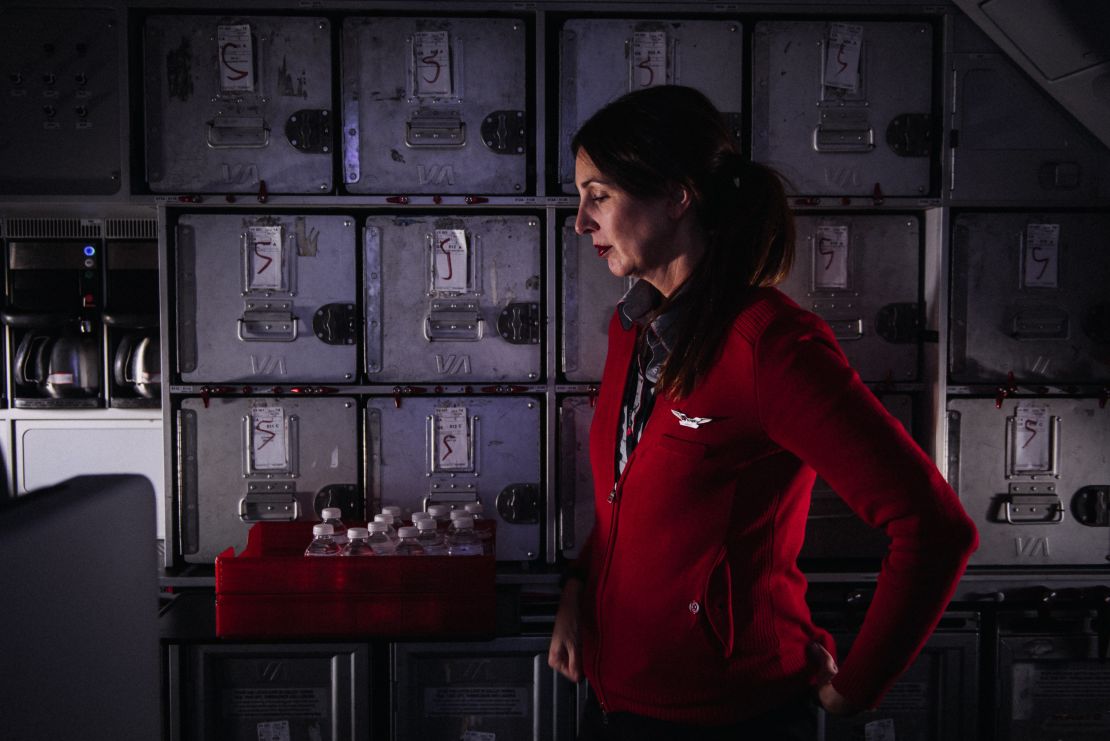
[{"xmin": 617, "ymin": 280, "xmax": 690, "ymax": 383}]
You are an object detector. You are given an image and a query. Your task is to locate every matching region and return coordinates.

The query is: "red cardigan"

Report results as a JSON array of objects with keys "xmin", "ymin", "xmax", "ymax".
[{"xmin": 577, "ymin": 287, "xmax": 977, "ymax": 724}]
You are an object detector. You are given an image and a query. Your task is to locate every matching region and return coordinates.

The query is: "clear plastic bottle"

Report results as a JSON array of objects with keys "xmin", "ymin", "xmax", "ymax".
[
  {"xmin": 394, "ymin": 526, "xmax": 425, "ymax": 556},
  {"xmin": 465, "ymin": 501, "xmax": 493, "ymax": 552},
  {"xmin": 446, "ymin": 516, "xmax": 483, "ymax": 556},
  {"xmin": 373, "ymin": 513, "xmax": 398, "ymax": 543},
  {"xmin": 367, "ymin": 521, "xmax": 396, "ymax": 555},
  {"xmin": 464, "ymin": 501, "xmax": 485, "ymax": 520},
  {"xmin": 341, "ymin": 527, "xmax": 374, "ymax": 557},
  {"xmin": 447, "ymin": 509, "xmax": 468, "ymax": 537},
  {"xmin": 320, "ymin": 507, "xmax": 348, "ymax": 544},
  {"xmin": 426, "ymin": 504, "xmax": 452, "ymax": 529},
  {"xmin": 410, "ymin": 511, "xmax": 433, "ymax": 528},
  {"xmin": 380, "ymin": 505, "xmax": 404, "ymax": 523},
  {"xmin": 415, "ymin": 518, "xmax": 447, "ymax": 555},
  {"xmin": 305, "ymin": 524, "xmax": 340, "ymax": 557}
]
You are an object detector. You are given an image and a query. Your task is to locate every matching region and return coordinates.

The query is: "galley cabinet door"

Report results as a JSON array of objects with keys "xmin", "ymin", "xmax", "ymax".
[
  {"xmin": 341, "ymin": 17, "xmax": 528, "ymax": 195},
  {"xmin": 366, "ymin": 395, "xmax": 541, "ymax": 562},
  {"xmin": 800, "ymin": 393, "xmax": 912, "ymax": 563},
  {"xmin": 950, "ymin": 212, "xmax": 1110, "ymax": 385},
  {"xmin": 0, "ymin": 7, "xmax": 121, "ymax": 195},
  {"xmin": 779, "ymin": 214, "xmax": 922, "ymax": 383},
  {"xmin": 392, "ymin": 637, "xmax": 578, "ymax": 741},
  {"xmin": 560, "ymin": 216, "xmax": 632, "ymax": 382},
  {"xmin": 950, "ymin": 22, "xmax": 1110, "ymax": 204},
  {"xmin": 558, "ymin": 395, "xmax": 597, "ymax": 561},
  {"xmin": 946, "ymin": 398, "xmax": 1110, "ymax": 566},
  {"xmin": 997, "ymin": 611, "xmax": 1110, "ymax": 740},
  {"xmin": 752, "ymin": 20, "xmax": 934, "ymax": 197},
  {"xmin": 557, "ymin": 18, "xmax": 744, "ymax": 194},
  {"xmin": 143, "ymin": 16, "xmax": 334, "ymax": 194},
  {"xmin": 183, "ymin": 643, "xmax": 371, "ymax": 741},
  {"xmin": 177, "ymin": 396, "xmax": 360, "ymax": 563},
  {"xmin": 176, "ymin": 214, "xmax": 358, "ymax": 384},
  {"xmin": 819, "ymin": 613, "xmax": 980, "ymax": 741},
  {"xmin": 364, "ymin": 214, "xmax": 542, "ymax": 383}
]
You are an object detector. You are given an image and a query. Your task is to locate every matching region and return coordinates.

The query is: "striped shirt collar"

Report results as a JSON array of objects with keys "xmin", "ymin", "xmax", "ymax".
[{"xmin": 617, "ymin": 279, "xmax": 691, "ymax": 384}]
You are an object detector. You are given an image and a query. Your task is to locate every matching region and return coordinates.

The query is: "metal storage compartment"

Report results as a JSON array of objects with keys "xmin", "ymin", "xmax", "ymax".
[
  {"xmin": 143, "ymin": 15, "xmax": 334, "ymax": 194},
  {"xmin": 364, "ymin": 214, "xmax": 542, "ymax": 382},
  {"xmin": 778, "ymin": 214, "xmax": 923, "ymax": 383},
  {"xmin": 946, "ymin": 397, "xmax": 1110, "ymax": 567},
  {"xmin": 950, "ymin": 211, "xmax": 1110, "ymax": 385},
  {"xmin": 174, "ymin": 213, "xmax": 359, "ymax": 384},
  {"xmin": 557, "ymin": 17, "xmax": 744, "ymax": 193},
  {"xmin": 752, "ymin": 20, "xmax": 935, "ymax": 197},
  {"xmin": 392, "ymin": 637, "xmax": 579, "ymax": 741},
  {"xmin": 341, "ymin": 16, "xmax": 529, "ymax": 195},
  {"xmin": 366, "ymin": 394, "xmax": 542, "ymax": 562}
]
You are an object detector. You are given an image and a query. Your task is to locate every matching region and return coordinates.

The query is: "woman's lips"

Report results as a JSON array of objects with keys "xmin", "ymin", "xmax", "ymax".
[{"xmin": 596, "ymin": 244, "xmax": 612, "ymax": 257}]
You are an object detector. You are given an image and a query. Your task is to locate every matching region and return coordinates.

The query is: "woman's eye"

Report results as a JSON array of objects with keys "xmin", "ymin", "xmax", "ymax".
[{"xmin": 590, "ymin": 195, "xmax": 609, "ymax": 203}]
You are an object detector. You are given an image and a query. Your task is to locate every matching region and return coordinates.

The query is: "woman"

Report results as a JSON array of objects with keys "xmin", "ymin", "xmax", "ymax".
[{"xmin": 548, "ymin": 85, "xmax": 977, "ymax": 739}]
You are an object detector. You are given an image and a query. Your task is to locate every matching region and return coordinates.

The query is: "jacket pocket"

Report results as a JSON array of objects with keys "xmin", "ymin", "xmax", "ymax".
[
  {"xmin": 657, "ymin": 433, "xmax": 709, "ymax": 460},
  {"xmin": 703, "ymin": 546, "xmax": 734, "ymax": 657}
]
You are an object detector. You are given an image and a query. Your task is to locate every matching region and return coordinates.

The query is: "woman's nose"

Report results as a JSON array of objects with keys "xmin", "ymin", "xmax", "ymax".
[{"xmin": 574, "ymin": 205, "xmax": 594, "ymax": 236}]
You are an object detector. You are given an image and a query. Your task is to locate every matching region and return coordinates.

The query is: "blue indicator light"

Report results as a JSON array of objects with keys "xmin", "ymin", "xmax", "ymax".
[{"xmin": 83, "ymin": 245, "xmax": 96, "ymax": 256}]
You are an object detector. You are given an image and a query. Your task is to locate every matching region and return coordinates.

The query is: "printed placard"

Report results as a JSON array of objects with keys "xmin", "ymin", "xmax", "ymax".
[
  {"xmin": 1012, "ymin": 404, "xmax": 1050, "ymax": 474},
  {"xmin": 250, "ymin": 405, "xmax": 288, "ymax": 471},
  {"xmin": 631, "ymin": 32, "xmax": 668, "ymax": 89},
  {"xmin": 433, "ymin": 229, "xmax": 469, "ymax": 292},
  {"xmin": 424, "ymin": 686, "xmax": 527, "ymax": 716},
  {"xmin": 413, "ymin": 31, "xmax": 453, "ymax": 97},
  {"xmin": 864, "ymin": 718, "xmax": 896, "ymax": 741},
  {"xmin": 256, "ymin": 720, "xmax": 290, "ymax": 741},
  {"xmin": 814, "ymin": 225, "xmax": 850, "ymax": 290},
  {"xmin": 433, "ymin": 405, "xmax": 471, "ymax": 471},
  {"xmin": 248, "ymin": 225, "xmax": 285, "ymax": 291},
  {"xmin": 217, "ymin": 24, "xmax": 256, "ymax": 93},
  {"xmin": 824, "ymin": 23, "xmax": 864, "ymax": 92},
  {"xmin": 1023, "ymin": 223, "xmax": 1060, "ymax": 289}
]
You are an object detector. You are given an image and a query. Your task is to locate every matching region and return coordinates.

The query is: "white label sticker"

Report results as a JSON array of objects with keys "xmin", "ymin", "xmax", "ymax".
[
  {"xmin": 824, "ymin": 23, "xmax": 864, "ymax": 91},
  {"xmin": 814, "ymin": 225, "xmax": 850, "ymax": 290},
  {"xmin": 249, "ymin": 226, "xmax": 284, "ymax": 291},
  {"xmin": 434, "ymin": 406, "xmax": 471, "ymax": 471},
  {"xmin": 251, "ymin": 405, "xmax": 288, "ymax": 471},
  {"xmin": 433, "ymin": 229, "xmax": 469, "ymax": 292},
  {"xmin": 631, "ymin": 32, "xmax": 668, "ymax": 89},
  {"xmin": 461, "ymin": 732, "xmax": 497, "ymax": 741},
  {"xmin": 864, "ymin": 718, "xmax": 896, "ymax": 741},
  {"xmin": 1023, "ymin": 223, "xmax": 1060, "ymax": 289},
  {"xmin": 413, "ymin": 31, "xmax": 452, "ymax": 97},
  {"xmin": 256, "ymin": 720, "xmax": 290, "ymax": 741},
  {"xmin": 218, "ymin": 25, "xmax": 255, "ymax": 93},
  {"xmin": 1013, "ymin": 404, "xmax": 1050, "ymax": 473}
]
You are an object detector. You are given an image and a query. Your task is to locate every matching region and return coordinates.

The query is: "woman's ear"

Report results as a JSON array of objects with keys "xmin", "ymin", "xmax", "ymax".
[{"xmin": 667, "ymin": 185, "xmax": 694, "ymax": 220}]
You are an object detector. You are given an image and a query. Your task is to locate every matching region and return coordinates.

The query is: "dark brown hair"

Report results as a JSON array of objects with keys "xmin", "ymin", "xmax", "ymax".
[{"xmin": 572, "ymin": 85, "xmax": 795, "ymax": 398}]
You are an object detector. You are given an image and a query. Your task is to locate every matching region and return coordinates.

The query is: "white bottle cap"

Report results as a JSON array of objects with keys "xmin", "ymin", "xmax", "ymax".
[
  {"xmin": 397, "ymin": 526, "xmax": 419, "ymax": 538},
  {"xmin": 369, "ymin": 521, "xmax": 391, "ymax": 534},
  {"xmin": 464, "ymin": 502, "xmax": 484, "ymax": 514},
  {"xmin": 373, "ymin": 513, "xmax": 394, "ymax": 525},
  {"xmin": 346, "ymin": 527, "xmax": 369, "ymax": 540},
  {"xmin": 427, "ymin": 504, "xmax": 451, "ymax": 517},
  {"xmin": 381, "ymin": 505, "xmax": 403, "ymax": 518},
  {"xmin": 415, "ymin": 518, "xmax": 438, "ymax": 532},
  {"xmin": 410, "ymin": 511, "xmax": 433, "ymax": 523},
  {"xmin": 321, "ymin": 507, "xmax": 342, "ymax": 520},
  {"xmin": 449, "ymin": 509, "xmax": 468, "ymax": 520},
  {"xmin": 453, "ymin": 517, "xmax": 474, "ymax": 529},
  {"xmin": 313, "ymin": 524, "xmax": 334, "ymax": 536}
]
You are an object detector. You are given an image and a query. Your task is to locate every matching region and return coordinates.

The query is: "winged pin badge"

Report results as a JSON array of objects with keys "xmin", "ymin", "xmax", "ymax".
[{"xmin": 671, "ymin": 409, "xmax": 713, "ymax": 429}]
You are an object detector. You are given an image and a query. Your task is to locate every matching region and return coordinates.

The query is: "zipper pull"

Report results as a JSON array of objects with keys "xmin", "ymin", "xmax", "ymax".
[{"xmin": 607, "ymin": 485, "xmax": 617, "ymax": 504}]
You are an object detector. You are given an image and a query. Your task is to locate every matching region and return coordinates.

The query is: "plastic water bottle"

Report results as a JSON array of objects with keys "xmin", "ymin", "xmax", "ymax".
[
  {"xmin": 426, "ymin": 504, "xmax": 452, "ymax": 529},
  {"xmin": 415, "ymin": 518, "xmax": 447, "ymax": 555},
  {"xmin": 367, "ymin": 521, "xmax": 396, "ymax": 555},
  {"xmin": 320, "ymin": 507, "xmax": 347, "ymax": 544},
  {"xmin": 446, "ymin": 516, "xmax": 482, "ymax": 556},
  {"xmin": 381, "ymin": 505, "xmax": 404, "ymax": 522},
  {"xmin": 373, "ymin": 513, "xmax": 398, "ymax": 543},
  {"xmin": 341, "ymin": 527, "xmax": 374, "ymax": 557},
  {"xmin": 447, "ymin": 509, "xmax": 468, "ymax": 537},
  {"xmin": 410, "ymin": 511, "xmax": 433, "ymax": 528},
  {"xmin": 465, "ymin": 501, "xmax": 493, "ymax": 552},
  {"xmin": 394, "ymin": 526, "xmax": 425, "ymax": 556},
  {"xmin": 305, "ymin": 524, "xmax": 340, "ymax": 557}
]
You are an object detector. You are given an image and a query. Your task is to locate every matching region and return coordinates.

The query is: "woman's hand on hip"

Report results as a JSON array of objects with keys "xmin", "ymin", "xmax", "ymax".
[{"xmin": 808, "ymin": 641, "xmax": 859, "ymax": 716}]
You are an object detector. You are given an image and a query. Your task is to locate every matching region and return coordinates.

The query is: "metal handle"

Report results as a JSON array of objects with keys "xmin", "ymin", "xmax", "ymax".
[{"xmin": 207, "ymin": 115, "xmax": 271, "ymax": 149}]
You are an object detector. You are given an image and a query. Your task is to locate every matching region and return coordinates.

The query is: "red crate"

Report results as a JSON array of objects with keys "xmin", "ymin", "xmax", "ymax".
[{"xmin": 215, "ymin": 521, "xmax": 496, "ymax": 638}]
